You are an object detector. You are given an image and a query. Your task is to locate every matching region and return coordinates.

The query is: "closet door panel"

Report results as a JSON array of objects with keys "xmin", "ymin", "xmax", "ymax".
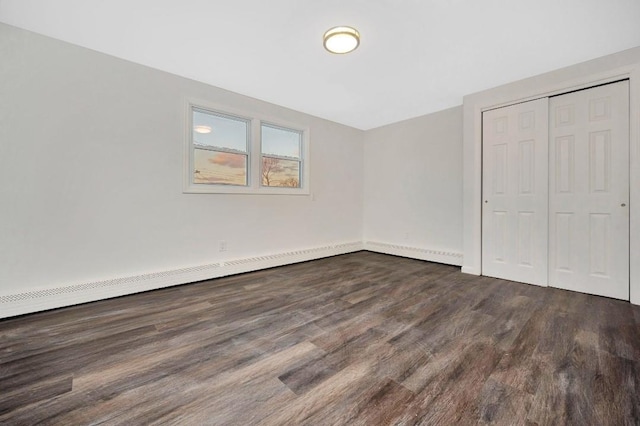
[
  {"xmin": 482, "ymin": 98, "xmax": 549, "ymax": 286},
  {"xmin": 549, "ymin": 80, "xmax": 629, "ymax": 300}
]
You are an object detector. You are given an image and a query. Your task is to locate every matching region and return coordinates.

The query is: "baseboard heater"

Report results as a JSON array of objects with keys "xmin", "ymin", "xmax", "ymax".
[{"xmin": 0, "ymin": 241, "xmax": 462, "ymax": 319}]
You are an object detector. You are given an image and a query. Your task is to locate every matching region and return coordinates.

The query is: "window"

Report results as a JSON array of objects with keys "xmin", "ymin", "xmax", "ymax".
[
  {"xmin": 192, "ymin": 108, "xmax": 249, "ymax": 186},
  {"xmin": 184, "ymin": 99, "xmax": 309, "ymax": 194},
  {"xmin": 261, "ymin": 124, "xmax": 302, "ymax": 188}
]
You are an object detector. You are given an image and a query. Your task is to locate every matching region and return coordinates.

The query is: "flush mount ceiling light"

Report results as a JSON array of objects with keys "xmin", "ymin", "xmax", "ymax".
[
  {"xmin": 194, "ymin": 125, "xmax": 212, "ymax": 134},
  {"xmin": 323, "ymin": 26, "xmax": 360, "ymax": 54}
]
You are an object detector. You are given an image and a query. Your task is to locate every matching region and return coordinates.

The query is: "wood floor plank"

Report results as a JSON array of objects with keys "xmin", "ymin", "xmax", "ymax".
[
  {"xmin": 1, "ymin": 251, "xmax": 639, "ymax": 424},
  {"xmin": 0, "ymin": 375, "xmax": 72, "ymax": 417},
  {"xmin": 347, "ymin": 378, "xmax": 415, "ymax": 426},
  {"xmin": 477, "ymin": 378, "xmax": 532, "ymax": 425}
]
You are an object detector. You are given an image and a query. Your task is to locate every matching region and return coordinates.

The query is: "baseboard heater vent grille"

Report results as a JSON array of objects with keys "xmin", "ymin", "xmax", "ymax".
[
  {"xmin": 0, "ymin": 241, "xmax": 362, "ymax": 317},
  {"xmin": 0, "ymin": 262, "xmax": 222, "ymax": 304},
  {"xmin": 364, "ymin": 241, "xmax": 463, "ymax": 266}
]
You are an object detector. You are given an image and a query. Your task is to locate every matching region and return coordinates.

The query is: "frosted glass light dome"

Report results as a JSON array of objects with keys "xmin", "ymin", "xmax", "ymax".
[{"xmin": 323, "ymin": 26, "xmax": 360, "ymax": 54}]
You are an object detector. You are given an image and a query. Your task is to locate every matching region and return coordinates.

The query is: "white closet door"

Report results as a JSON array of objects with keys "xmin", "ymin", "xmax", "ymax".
[
  {"xmin": 482, "ymin": 98, "xmax": 549, "ymax": 286},
  {"xmin": 549, "ymin": 80, "xmax": 629, "ymax": 300}
]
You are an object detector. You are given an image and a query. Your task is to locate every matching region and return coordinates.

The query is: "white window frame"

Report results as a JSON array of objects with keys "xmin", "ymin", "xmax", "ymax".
[{"xmin": 183, "ymin": 98, "xmax": 310, "ymax": 195}]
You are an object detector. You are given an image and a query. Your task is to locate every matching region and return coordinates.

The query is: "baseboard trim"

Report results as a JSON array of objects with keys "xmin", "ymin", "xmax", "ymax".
[
  {"xmin": 461, "ymin": 265, "xmax": 481, "ymax": 275},
  {"xmin": 0, "ymin": 241, "xmax": 363, "ymax": 319},
  {"xmin": 363, "ymin": 241, "xmax": 463, "ymax": 266}
]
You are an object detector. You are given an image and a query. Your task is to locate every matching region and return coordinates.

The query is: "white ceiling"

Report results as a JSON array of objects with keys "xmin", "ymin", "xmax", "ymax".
[{"xmin": 1, "ymin": 0, "xmax": 639, "ymax": 130}]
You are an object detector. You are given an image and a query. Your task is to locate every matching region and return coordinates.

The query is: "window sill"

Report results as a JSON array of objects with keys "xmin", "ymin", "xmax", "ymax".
[{"xmin": 183, "ymin": 183, "xmax": 310, "ymax": 195}]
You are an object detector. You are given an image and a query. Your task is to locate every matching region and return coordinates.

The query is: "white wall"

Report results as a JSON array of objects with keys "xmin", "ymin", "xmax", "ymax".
[
  {"xmin": 0, "ymin": 23, "xmax": 364, "ymax": 316},
  {"xmin": 363, "ymin": 107, "xmax": 463, "ymax": 265}
]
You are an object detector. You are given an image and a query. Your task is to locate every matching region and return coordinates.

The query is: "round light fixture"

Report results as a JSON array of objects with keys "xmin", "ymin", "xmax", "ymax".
[
  {"xmin": 194, "ymin": 125, "xmax": 212, "ymax": 134},
  {"xmin": 323, "ymin": 26, "xmax": 360, "ymax": 54}
]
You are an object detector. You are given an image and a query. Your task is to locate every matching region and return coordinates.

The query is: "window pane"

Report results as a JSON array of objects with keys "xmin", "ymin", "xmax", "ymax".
[
  {"xmin": 193, "ymin": 109, "xmax": 248, "ymax": 152},
  {"xmin": 194, "ymin": 148, "xmax": 247, "ymax": 186},
  {"xmin": 261, "ymin": 124, "xmax": 301, "ymax": 158},
  {"xmin": 262, "ymin": 157, "xmax": 300, "ymax": 187}
]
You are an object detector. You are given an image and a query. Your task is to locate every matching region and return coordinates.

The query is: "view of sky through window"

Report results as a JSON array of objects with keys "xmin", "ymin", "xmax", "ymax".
[
  {"xmin": 192, "ymin": 108, "xmax": 249, "ymax": 186},
  {"xmin": 261, "ymin": 124, "xmax": 301, "ymax": 158},
  {"xmin": 193, "ymin": 109, "xmax": 248, "ymax": 152}
]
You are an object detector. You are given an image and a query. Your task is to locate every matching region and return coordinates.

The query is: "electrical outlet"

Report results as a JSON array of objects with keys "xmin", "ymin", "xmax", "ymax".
[{"xmin": 219, "ymin": 240, "xmax": 227, "ymax": 252}]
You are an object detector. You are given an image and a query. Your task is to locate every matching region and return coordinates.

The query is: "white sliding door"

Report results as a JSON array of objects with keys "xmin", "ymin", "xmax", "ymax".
[
  {"xmin": 549, "ymin": 81, "xmax": 630, "ymax": 300},
  {"xmin": 482, "ymin": 98, "xmax": 549, "ymax": 286}
]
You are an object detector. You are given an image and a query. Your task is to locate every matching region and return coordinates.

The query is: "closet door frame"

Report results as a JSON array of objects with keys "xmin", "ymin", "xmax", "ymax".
[{"xmin": 462, "ymin": 61, "xmax": 640, "ymax": 304}]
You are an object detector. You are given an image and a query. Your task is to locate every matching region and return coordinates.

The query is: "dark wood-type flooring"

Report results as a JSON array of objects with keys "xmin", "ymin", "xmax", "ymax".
[{"xmin": 1, "ymin": 251, "xmax": 640, "ymax": 425}]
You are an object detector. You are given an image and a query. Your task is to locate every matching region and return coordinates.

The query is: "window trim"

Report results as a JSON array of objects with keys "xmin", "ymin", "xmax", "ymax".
[{"xmin": 183, "ymin": 98, "xmax": 310, "ymax": 195}]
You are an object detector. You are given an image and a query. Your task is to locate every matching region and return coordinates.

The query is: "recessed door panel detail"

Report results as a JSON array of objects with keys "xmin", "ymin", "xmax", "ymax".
[
  {"xmin": 555, "ymin": 213, "xmax": 573, "ymax": 272},
  {"xmin": 589, "ymin": 214, "xmax": 610, "ymax": 277},
  {"xmin": 589, "ymin": 131, "xmax": 611, "ymax": 193},
  {"xmin": 519, "ymin": 111, "xmax": 535, "ymax": 130},
  {"xmin": 518, "ymin": 140, "xmax": 535, "ymax": 194},
  {"xmin": 493, "ymin": 211, "xmax": 507, "ymax": 262},
  {"xmin": 518, "ymin": 212, "xmax": 534, "ymax": 267},
  {"xmin": 493, "ymin": 144, "xmax": 508, "ymax": 195},
  {"xmin": 555, "ymin": 104, "xmax": 575, "ymax": 127},
  {"xmin": 555, "ymin": 136, "xmax": 574, "ymax": 194},
  {"xmin": 494, "ymin": 116, "xmax": 508, "ymax": 134},
  {"xmin": 589, "ymin": 97, "xmax": 611, "ymax": 122}
]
